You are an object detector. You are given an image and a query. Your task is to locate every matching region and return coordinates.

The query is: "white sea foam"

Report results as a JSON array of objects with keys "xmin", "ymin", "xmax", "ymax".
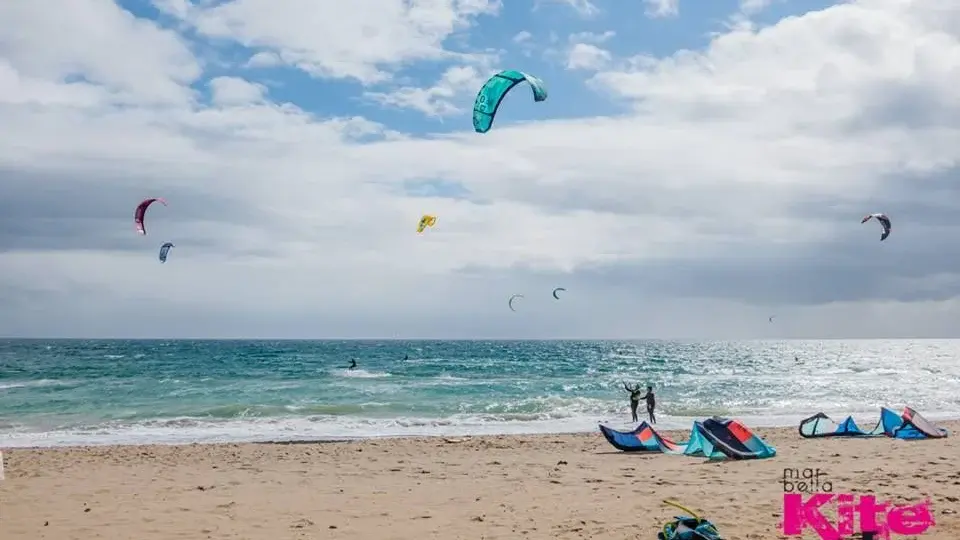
[{"xmin": 2, "ymin": 409, "xmax": 958, "ymax": 448}]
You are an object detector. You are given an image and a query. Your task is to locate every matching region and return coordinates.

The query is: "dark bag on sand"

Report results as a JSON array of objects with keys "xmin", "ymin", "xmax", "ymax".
[{"xmin": 657, "ymin": 516, "xmax": 723, "ymax": 540}]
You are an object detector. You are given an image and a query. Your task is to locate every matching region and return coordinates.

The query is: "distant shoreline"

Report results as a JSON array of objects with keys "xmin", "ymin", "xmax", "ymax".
[
  {"xmin": 5, "ymin": 413, "xmax": 960, "ymax": 450},
  {"xmin": 3, "ymin": 337, "xmax": 958, "ymax": 341}
]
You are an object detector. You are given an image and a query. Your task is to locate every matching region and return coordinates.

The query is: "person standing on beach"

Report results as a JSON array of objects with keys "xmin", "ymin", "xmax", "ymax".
[
  {"xmin": 642, "ymin": 385, "xmax": 656, "ymax": 424},
  {"xmin": 623, "ymin": 382, "xmax": 643, "ymax": 422}
]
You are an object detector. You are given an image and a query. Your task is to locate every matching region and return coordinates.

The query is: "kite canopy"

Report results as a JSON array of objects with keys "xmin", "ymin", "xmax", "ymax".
[
  {"xmin": 472, "ymin": 70, "xmax": 547, "ymax": 134},
  {"xmin": 683, "ymin": 418, "xmax": 777, "ymax": 460},
  {"xmin": 552, "ymin": 287, "xmax": 566, "ymax": 300},
  {"xmin": 158, "ymin": 242, "xmax": 175, "ymax": 263},
  {"xmin": 417, "ymin": 214, "xmax": 437, "ymax": 234},
  {"xmin": 135, "ymin": 198, "xmax": 167, "ymax": 235},
  {"xmin": 800, "ymin": 407, "xmax": 949, "ymax": 439},
  {"xmin": 508, "ymin": 294, "xmax": 524, "ymax": 312},
  {"xmin": 598, "ymin": 422, "xmax": 683, "ymax": 453},
  {"xmin": 861, "ymin": 212, "xmax": 891, "ymax": 241},
  {"xmin": 599, "ymin": 418, "xmax": 776, "ymax": 460}
]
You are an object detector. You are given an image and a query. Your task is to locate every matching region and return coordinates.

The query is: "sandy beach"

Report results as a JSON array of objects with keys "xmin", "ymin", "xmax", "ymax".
[{"xmin": 2, "ymin": 423, "xmax": 959, "ymax": 539}]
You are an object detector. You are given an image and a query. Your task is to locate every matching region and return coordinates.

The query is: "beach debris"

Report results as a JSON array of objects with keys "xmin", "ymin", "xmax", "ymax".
[
  {"xmin": 290, "ymin": 518, "xmax": 314, "ymax": 529},
  {"xmin": 658, "ymin": 500, "xmax": 723, "ymax": 540}
]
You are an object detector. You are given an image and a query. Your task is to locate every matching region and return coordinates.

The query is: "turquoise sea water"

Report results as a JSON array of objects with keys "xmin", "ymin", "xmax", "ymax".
[{"xmin": 1, "ymin": 339, "xmax": 959, "ymax": 447}]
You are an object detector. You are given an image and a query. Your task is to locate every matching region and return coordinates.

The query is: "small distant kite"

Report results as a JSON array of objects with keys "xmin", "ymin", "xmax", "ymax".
[
  {"xmin": 158, "ymin": 242, "xmax": 175, "ymax": 263},
  {"xmin": 508, "ymin": 294, "xmax": 524, "ymax": 312},
  {"xmin": 472, "ymin": 70, "xmax": 548, "ymax": 134},
  {"xmin": 861, "ymin": 213, "xmax": 891, "ymax": 241},
  {"xmin": 417, "ymin": 214, "xmax": 437, "ymax": 234},
  {"xmin": 135, "ymin": 197, "xmax": 167, "ymax": 235},
  {"xmin": 769, "ymin": 316, "xmax": 775, "ymax": 323},
  {"xmin": 552, "ymin": 287, "xmax": 566, "ymax": 300}
]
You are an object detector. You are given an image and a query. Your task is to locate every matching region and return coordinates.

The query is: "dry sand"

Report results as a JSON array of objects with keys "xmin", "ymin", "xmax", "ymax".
[{"xmin": 2, "ymin": 424, "xmax": 959, "ymax": 539}]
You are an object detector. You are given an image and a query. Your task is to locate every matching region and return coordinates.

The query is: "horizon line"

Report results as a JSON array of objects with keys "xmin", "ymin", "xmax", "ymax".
[{"xmin": 1, "ymin": 336, "xmax": 957, "ymax": 341}]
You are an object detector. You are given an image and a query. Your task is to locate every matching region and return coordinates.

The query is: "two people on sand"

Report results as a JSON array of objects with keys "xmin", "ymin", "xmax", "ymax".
[{"xmin": 623, "ymin": 382, "xmax": 656, "ymax": 424}]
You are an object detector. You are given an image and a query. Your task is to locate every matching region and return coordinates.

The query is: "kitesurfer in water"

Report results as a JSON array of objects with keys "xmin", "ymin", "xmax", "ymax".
[
  {"xmin": 623, "ymin": 382, "xmax": 643, "ymax": 422},
  {"xmin": 348, "ymin": 359, "xmax": 357, "ymax": 370}
]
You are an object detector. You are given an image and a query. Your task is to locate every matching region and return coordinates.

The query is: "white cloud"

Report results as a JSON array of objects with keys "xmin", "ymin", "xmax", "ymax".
[
  {"xmin": 535, "ymin": 0, "xmax": 600, "ymax": 17},
  {"xmin": 566, "ymin": 43, "xmax": 611, "ymax": 70},
  {"xmin": 512, "ymin": 31, "xmax": 537, "ymax": 58},
  {"xmin": 208, "ymin": 76, "xmax": 266, "ymax": 105},
  {"xmin": 563, "ymin": 31, "xmax": 615, "ymax": 71},
  {"xmin": 156, "ymin": 0, "xmax": 502, "ymax": 84},
  {"xmin": 644, "ymin": 0, "xmax": 679, "ymax": 18},
  {"xmin": 363, "ymin": 65, "xmax": 487, "ymax": 116},
  {"xmin": 740, "ymin": 0, "xmax": 774, "ymax": 16},
  {"xmin": 244, "ymin": 51, "xmax": 281, "ymax": 68},
  {"xmin": 569, "ymin": 31, "xmax": 615, "ymax": 45},
  {"xmin": 0, "ymin": 0, "xmax": 200, "ymax": 105},
  {"xmin": 2, "ymin": 0, "xmax": 960, "ymax": 337},
  {"xmin": 512, "ymin": 31, "xmax": 532, "ymax": 44}
]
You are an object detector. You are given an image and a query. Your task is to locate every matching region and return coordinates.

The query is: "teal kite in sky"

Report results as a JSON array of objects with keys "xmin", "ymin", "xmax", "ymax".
[{"xmin": 472, "ymin": 70, "xmax": 547, "ymax": 134}]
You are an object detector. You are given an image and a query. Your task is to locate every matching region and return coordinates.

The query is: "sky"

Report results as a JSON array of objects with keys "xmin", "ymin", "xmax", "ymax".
[{"xmin": 1, "ymin": 0, "xmax": 959, "ymax": 339}]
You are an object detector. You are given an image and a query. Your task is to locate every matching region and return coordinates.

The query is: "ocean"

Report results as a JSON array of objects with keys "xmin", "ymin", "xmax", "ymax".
[{"xmin": 1, "ymin": 339, "xmax": 958, "ymax": 447}]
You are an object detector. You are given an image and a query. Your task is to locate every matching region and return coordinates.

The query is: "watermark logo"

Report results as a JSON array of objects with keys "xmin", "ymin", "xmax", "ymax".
[{"xmin": 781, "ymin": 468, "xmax": 935, "ymax": 540}]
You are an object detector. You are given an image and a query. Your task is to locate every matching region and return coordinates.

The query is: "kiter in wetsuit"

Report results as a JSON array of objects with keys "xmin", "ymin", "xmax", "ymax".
[
  {"xmin": 641, "ymin": 385, "xmax": 656, "ymax": 424},
  {"xmin": 623, "ymin": 382, "xmax": 643, "ymax": 422},
  {"xmin": 348, "ymin": 359, "xmax": 357, "ymax": 370}
]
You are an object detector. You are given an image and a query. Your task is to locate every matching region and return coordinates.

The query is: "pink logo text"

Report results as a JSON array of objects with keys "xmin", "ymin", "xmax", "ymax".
[{"xmin": 782, "ymin": 493, "xmax": 934, "ymax": 539}]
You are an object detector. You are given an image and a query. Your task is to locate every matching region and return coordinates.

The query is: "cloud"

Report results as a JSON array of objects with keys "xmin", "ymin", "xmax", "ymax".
[
  {"xmin": 364, "ymin": 64, "xmax": 488, "ymax": 116},
  {"xmin": 644, "ymin": 0, "xmax": 679, "ymax": 18},
  {"xmin": 243, "ymin": 51, "xmax": 281, "ymax": 69},
  {"xmin": 566, "ymin": 43, "xmax": 611, "ymax": 70},
  {"xmin": 556, "ymin": 31, "xmax": 615, "ymax": 71},
  {"xmin": 0, "ymin": 0, "xmax": 201, "ymax": 105},
  {"xmin": 535, "ymin": 0, "xmax": 600, "ymax": 18},
  {"xmin": 739, "ymin": 0, "xmax": 775, "ymax": 16},
  {"xmin": 569, "ymin": 31, "xmax": 615, "ymax": 45},
  {"xmin": 512, "ymin": 31, "xmax": 532, "ymax": 44},
  {"xmin": 1, "ymin": 0, "xmax": 960, "ymax": 338},
  {"xmin": 155, "ymin": 0, "xmax": 502, "ymax": 84},
  {"xmin": 208, "ymin": 76, "xmax": 266, "ymax": 105}
]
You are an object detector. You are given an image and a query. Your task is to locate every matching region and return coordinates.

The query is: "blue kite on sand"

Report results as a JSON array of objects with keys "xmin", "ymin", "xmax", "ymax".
[
  {"xmin": 799, "ymin": 407, "xmax": 948, "ymax": 439},
  {"xmin": 599, "ymin": 417, "xmax": 776, "ymax": 460}
]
